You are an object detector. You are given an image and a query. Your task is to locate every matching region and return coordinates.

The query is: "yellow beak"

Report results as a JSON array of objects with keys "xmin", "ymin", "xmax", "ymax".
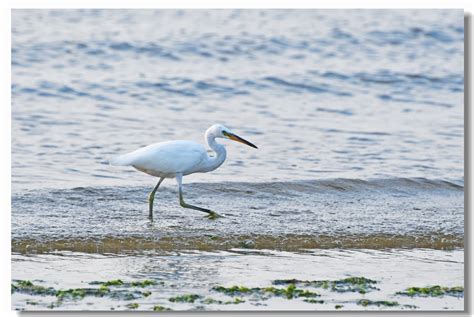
[{"xmin": 224, "ymin": 131, "xmax": 258, "ymax": 149}]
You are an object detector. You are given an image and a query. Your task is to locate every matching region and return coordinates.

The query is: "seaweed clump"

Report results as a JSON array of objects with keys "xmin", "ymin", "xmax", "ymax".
[
  {"xmin": 357, "ymin": 299, "xmax": 399, "ymax": 307},
  {"xmin": 90, "ymin": 279, "xmax": 161, "ymax": 288},
  {"xmin": 12, "ymin": 279, "xmax": 151, "ymax": 302},
  {"xmin": 212, "ymin": 284, "xmax": 320, "ymax": 300},
  {"xmin": 102, "ymin": 279, "xmax": 124, "ymax": 286},
  {"xmin": 126, "ymin": 303, "xmax": 139, "ymax": 309},
  {"xmin": 304, "ymin": 298, "xmax": 324, "ymax": 304},
  {"xmin": 153, "ymin": 305, "xmax": 171, "ymax": 311},
  {"xmin": 272, "ymin": 277, "xmax": 378, "ymax": 294},
  {"xmin": 396, "ymin": 285, "xmax": 464, "ymax": 297},
  {"xmin": 202, "ymin": 297, "xmax": 245, "ymax": 305},
  {"xmin": 11, "ymin": 280, "xmax": 56, "ymax": 296},
  {"xmin": 262, "ymin": 284, "xmax": 320, "ymax": 299},
  {"xmin": 169, "ymin": 294, "xmax": 202, "ymax": 303},
  {"xmin": 211, "ymin": 285, "xmax": 255, "ymax": 296}
]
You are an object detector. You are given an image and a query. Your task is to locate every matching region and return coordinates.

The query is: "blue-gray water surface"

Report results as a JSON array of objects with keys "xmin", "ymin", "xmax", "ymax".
[{"xmin": 12, "ymin": 9, "xmax": 464, "ymax": 191}]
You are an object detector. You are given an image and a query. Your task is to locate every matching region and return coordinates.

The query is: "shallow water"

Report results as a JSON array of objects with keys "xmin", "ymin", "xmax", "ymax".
[
  {"xmin": 12, "ymin": 177, "xmax": 465, "ymax": 311},
  {"xmin": 11, "ymin": 9, "xmax": 464, "ymax": 190},
  {"xmin": 12, "ymin": 249, "xmax": 464, "ymax": 311},
  {"xmin": 12, "ymin": 178, "xmax": 463, "ymax": 253},
  {"xmin": 11, "ymin": 9, "xmax": 464, "ymax": 311}
]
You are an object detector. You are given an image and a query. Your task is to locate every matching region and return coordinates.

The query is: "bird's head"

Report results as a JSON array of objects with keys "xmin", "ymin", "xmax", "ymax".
[{"xmin": 208, "ymin": 124, "xmax": 258, "ymax": 149}]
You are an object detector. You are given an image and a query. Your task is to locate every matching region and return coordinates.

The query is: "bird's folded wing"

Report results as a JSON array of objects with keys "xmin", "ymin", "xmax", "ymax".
[{"xmin": 111, "ymin": 141, "xmax": 207, "ymax": 175}]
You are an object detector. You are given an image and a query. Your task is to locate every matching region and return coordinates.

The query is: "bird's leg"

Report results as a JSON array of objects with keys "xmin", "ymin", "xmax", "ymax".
[
  {"xmin": 148, "ymin": 177, "xmax": 165, "ymax": 220},
  {"xmin": 175, "ymin": 173, "xmax": 221, "ymax": 219}
]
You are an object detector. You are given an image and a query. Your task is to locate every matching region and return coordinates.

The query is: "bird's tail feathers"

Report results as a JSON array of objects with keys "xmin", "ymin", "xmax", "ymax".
[{"xmin": 109, "ymin": 154, "xmax": 133, "ymax": 166}]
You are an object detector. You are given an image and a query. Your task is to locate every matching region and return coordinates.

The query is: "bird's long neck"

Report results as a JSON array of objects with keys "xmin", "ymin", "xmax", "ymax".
[{"xmin": 201, "ymin": 131, "xmax": 227, "ymax": 173}]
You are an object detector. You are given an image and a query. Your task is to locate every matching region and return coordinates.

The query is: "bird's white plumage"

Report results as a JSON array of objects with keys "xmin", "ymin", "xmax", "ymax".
[
  {"xmin": 110, "ymin": 124, "xmax": 257, "ymax": 219},
  {"xmin": 111, "ymin": 140, "xmax": 208, "ymax": 178}
]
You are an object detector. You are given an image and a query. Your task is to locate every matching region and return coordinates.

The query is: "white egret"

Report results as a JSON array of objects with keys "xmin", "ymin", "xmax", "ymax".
[{"xmin": 111, "ymin": 124, "xmax": 258, "ymax": 219}]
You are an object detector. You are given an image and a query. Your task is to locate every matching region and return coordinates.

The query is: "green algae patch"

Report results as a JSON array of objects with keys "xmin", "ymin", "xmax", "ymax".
[
  {"xmin": 211, "ymin": 285, "xmax": 255, "ymax": 296},
  {"xmin": 304, "ymin": 298, "xmax": 324, "ymax": 304},
  {"xmin": 335, "ymin": 304, "xmax": 343, "ymax": 309},
  {"xmin": 108, "ymin": 290, "xmax": 149, "ymax": 301},
  {"xmin": 26, "ymin": 300, "xmax": 38, "ymax": 306},
  {"xmin": 56, "ymin": 287, "xmax": 146, "ymax": 301},
  {"xmin": 12, "ymin": 280, "xmax": 57, "ymax": 296},
  {"xmin": 357, "ymin": 299, "xmax": 399, "ymax": 307},
  {"xmin": 102, "ymin": 279, "xmax": 124, "ymax": 286},
  {"xmin": 169, "ymin": 294, "xmax": 202, "ymax": 303},
  {"xmin": 202, "ymin": 297, "xmax": 223, "ymax": 305},
  {"xmin": 228, "ymin": 297, "xmax": 245, "ymax": 304},
  {"xmin": 396, "ymin": 285, "xmax": 464, "ymax": 297},
  {"xmin": 98, "ymin": 285, "xmax": 110, "ymax": 294},
  {"xmin": 212, "ymin": 284, "xmax": 320, "ymax": 300},
  {"xmin": 263, "ymin": 284, "xmax": 320, "ymax": 299},
  {"xmin": 202, "ymin": 297, "xmax": 246, "ymax": 305},
  {"xmin": 341, "ymin": 277, "xmax": 377, "ymax": 285},
  {"xmin": 126, "ymin": 303, "xmax": 139, "ymax": 309},
  {"xmin": 90, "ymin": 279, "xmax": 162, "ymax": 288},
  {"xmin": 356, "ymin": 298, "xmax": 417, "ymax": 310},
  {"xmin": 272, "ymin": 276, "xmax": 378, "ymax": 294},
  {"xmin": 153, "ymin": 305, "xmax": 171, "ymax": 311},
  {"xmin": 12, "ymin": 279, "xmax": 151, "ymax": 302},
  {"xmin": 16, "ymin": 280, "xmax": 34, "ymax": 287},
  {"xmin": 56, "ymin": 289, "xmax": 87, "ymax": 300},
  {"xmin": 131, "ymin": 280, "xmax": 158, "ymax": 287}
]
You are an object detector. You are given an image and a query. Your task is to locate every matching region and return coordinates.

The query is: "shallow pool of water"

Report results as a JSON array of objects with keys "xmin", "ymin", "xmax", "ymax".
[{"xmin": 12, "ymin": 248, "xmax": 464, "ymax": 311}]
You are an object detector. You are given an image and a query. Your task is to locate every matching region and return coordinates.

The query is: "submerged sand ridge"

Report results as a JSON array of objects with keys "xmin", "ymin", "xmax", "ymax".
[{"xmin": 12, "ymin": 178, "xmax": 463, "ymax": 253}]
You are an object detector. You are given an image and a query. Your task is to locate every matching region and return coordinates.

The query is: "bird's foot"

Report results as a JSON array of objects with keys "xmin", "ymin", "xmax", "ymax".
[{"xmin": 206, "ymin": 211, "xmax": 222, "ymax": 220}]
